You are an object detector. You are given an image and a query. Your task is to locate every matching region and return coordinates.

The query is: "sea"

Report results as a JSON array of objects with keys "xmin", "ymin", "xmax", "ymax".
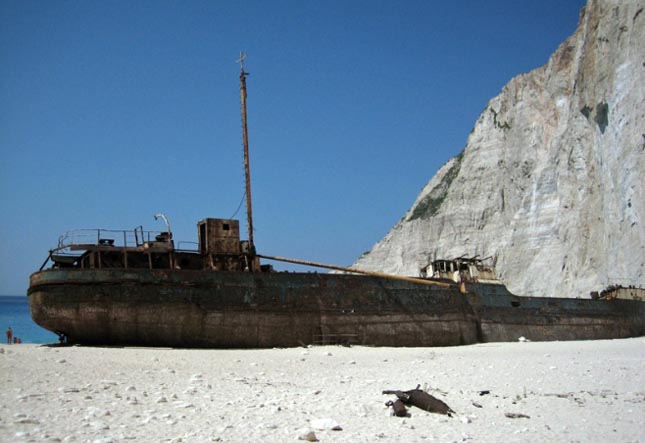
[{"xmin": 0, "ymin": 295, "xmax": 59, "ymax": 344}]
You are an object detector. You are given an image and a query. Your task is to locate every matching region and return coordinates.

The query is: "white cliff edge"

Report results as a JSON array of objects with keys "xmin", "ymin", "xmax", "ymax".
[{"xmin": 353, "ymin": 0, "xmax": 645, "ymax": 298}]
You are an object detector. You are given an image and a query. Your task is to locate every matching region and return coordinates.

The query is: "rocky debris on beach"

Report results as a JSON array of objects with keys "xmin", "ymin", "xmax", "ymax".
[{"xmin": 1, "ymin": 339, "xmax": 644, "ymax": 442}]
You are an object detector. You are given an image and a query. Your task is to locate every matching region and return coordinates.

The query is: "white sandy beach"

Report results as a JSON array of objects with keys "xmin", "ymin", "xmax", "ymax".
[{"xmin": 1, "ymin": 338, "xmax": 643, "ymax": 443}]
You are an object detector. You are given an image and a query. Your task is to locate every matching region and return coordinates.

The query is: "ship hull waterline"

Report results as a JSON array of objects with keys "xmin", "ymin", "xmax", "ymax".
[{"xmin": 28, "ymin": 268, "xmax": 645, "ymax": 348}]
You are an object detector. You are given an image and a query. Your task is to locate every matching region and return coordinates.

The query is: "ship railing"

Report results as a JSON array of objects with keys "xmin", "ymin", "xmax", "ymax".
[
  {"xmin": 176, "ymin": 241, "xmax": 199, "ymax": 252},
  {"xmin": 54, "ymin": 228, "xmax": 165, "ymax": 252},
  {"xmin": 40, "ymin": 228, "xmax": 200, "ymax": 271}
]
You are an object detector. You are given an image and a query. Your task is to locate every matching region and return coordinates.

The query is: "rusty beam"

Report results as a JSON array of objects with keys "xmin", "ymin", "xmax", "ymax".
[{"xmin": 257, "ymin": 254, "xmax": 453, "ymax": 288}]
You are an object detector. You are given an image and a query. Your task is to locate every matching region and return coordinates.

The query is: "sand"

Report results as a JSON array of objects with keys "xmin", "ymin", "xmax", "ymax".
[{"xmin": 1, "ymin": 338, "xmax": 643, "ymax": 443}]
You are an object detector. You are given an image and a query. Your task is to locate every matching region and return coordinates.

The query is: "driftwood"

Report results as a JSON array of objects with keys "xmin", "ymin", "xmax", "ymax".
[
  {"xmin": 384, "ymin": 399, "xmax": 409, "ymax": 417},
  {"xmin": 383, "ymin": 385, "xmax": 455, "ymax": 417}
]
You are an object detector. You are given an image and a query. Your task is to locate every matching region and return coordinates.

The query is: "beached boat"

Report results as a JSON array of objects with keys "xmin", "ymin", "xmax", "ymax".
[
  {"xmin": 27, "ymin": 58, "xmax": 645, "ymax": 347},
  {"xmin": 28, "ymin": 230, "xmax": 645, "ymax": 347}
]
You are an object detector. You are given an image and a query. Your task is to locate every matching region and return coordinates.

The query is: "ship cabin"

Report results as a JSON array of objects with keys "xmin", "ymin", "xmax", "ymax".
[
  {"xmin": 420, "ymin": 256, "xmax": 501, "ymax": 285},
  {"xmin": 43, "ymin": 217, "xmax": 267, "ymax": 273}
]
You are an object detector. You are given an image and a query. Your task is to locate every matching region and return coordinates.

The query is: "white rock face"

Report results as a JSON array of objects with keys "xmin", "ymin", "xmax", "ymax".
[{"xmin": 353, "ymin": 0, "xmax": 645, "ymax": 298}]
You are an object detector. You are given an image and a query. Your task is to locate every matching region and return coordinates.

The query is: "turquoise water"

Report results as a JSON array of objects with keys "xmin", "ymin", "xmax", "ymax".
[{"xmin": 0, "ymin": 295, "xmax": 59, "ymax": 344}]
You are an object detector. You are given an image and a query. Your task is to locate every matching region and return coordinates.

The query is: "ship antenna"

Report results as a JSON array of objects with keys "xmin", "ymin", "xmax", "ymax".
[{"xmin": 237, "ymin": 51, "xmax": 255, "ymax": 255}]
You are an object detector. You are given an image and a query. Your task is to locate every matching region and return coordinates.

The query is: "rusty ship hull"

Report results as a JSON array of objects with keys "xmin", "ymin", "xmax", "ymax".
[
  {"xmin": 465, "ymin": 282, "xmax": 645, "ymax": 343},
  {"xmin": 28, "ymin": 268, "xmax": 478, "ymax": 347},
  {"xmin": 28, "ymin": 268, "xmax": 645, "ymax": 348}
]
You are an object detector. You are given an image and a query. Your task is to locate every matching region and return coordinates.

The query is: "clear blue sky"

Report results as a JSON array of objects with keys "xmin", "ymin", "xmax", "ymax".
[{"xmin": 1, "ymin": 0, "xmax": 585, "ymax": 294}]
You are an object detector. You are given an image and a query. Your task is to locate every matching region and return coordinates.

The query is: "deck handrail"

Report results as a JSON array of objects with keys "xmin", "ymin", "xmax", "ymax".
[{"xmin": 55, "ymin": 228, "xmax": 164, "ymax": 251}]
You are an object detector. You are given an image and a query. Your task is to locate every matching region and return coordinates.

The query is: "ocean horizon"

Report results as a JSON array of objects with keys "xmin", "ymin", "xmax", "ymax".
[{"xmin": 0, "ymin": 295, "xmax": 59, "ymax": 344}]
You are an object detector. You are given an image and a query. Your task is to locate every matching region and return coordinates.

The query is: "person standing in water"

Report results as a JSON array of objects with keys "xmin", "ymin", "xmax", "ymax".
[{"xmin": 6, "ymin": 327, "xmax": 12, "ymax": 344}]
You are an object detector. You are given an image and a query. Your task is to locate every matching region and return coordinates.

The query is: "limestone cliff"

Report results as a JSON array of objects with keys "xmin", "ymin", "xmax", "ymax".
[{"xmin": 353, "ymin": 0, "xmax": 645, "ymax": 298}]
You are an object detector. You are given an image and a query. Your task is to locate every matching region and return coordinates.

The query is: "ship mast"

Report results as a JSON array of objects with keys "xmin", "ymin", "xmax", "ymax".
[{"xmin": 237, "ymin": 52, "xmax": 255, "ymax": 254}]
